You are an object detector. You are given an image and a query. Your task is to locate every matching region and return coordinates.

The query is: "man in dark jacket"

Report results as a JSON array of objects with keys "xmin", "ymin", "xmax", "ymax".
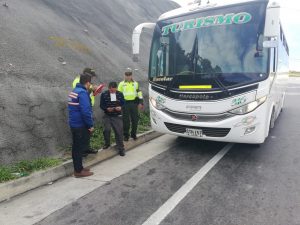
[
  {"xmin": 68, "ymin": 74, "xmax": 94, "ymax": 177},
  {"xmin": 100, "ymin": 82, "xmax": 126, "ymax": 156}
]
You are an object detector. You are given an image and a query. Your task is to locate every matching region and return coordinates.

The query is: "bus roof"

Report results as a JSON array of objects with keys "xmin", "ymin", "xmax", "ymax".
[{"xmin": 158, "ymin": 0, "xmax": 269, "ymax": 21}]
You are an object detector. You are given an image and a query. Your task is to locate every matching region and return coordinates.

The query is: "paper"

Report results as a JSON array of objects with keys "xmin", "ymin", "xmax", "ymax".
[{"xmin": 110, "ymin": 93, "xmax": 117, "ymax": 101}]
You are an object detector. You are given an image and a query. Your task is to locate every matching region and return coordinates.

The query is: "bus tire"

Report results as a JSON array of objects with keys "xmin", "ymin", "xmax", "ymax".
[
  {"xmin": 280, "ymin": 92, "xmax": 285, "ymax": 113},
  {"xmin": 269, "ymin": 108, "xmax": 276, "ymax": 129}
]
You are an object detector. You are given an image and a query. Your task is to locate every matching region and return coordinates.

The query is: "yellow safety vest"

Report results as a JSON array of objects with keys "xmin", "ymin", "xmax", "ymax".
[
  {"xmin": 118, "ymin": 80, "xmax": 143, "ymax": 101},
  {"xmin": 72, "ymin": 76, "xmax": 95, "ymax": 106}
]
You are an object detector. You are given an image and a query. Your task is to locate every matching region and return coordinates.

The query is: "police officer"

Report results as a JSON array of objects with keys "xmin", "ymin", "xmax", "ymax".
[
  {"xmin": 118, "ymin": 68, "xmax": 143, "ymax": 141},
  {"xmin": 72, "ymin": 68, "xmax": 98, "ymax": 155}
]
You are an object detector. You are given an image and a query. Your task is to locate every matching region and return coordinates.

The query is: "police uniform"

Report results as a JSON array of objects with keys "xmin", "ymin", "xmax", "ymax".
[{"xmin": 118, "ymin": 78, "xmax": 143, "ymax": 140}]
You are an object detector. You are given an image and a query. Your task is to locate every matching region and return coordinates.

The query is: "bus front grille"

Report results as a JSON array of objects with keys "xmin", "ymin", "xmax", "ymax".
[
  {"xmin": 162, "ymin": 109, "xmax": 234, "ymax": 122},
  {"xmin": 164, "ymin": 122, "xmax": 231, "ymax": 137}
]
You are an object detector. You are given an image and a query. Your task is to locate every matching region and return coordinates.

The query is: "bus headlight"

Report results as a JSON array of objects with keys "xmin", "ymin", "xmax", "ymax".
[
  {"xmin": 229, "ymin": 96, "xmax": 267, "ymax": 115},
  {"xmin": 149, "ymin": 97, "xmax": 166, "ymax": 110}
]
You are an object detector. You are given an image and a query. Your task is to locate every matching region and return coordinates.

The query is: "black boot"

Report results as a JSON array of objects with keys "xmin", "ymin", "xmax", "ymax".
[
  {"xmin": 102, "ymin": 144, "xmax": 110, "ymax": 149},
  {"xmin": 119, "ymin": 149, "xmax": 125, "ymax": 156},
  {"xmin": 131, "ymin": 135, "xmax": 137, "ymax": 140},
  {"xmin": 85, "ymin": 148, "xmax": 98, "ymax": 154}
]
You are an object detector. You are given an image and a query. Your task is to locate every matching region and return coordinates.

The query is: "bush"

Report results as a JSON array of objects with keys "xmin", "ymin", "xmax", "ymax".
[{"xmin": 90, "ymin": 111, "xmax": 151, "ymax": 150}]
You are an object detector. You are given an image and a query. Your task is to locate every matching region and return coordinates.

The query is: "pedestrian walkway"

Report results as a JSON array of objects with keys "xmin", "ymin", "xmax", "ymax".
[{"xmin": 0, "ymin": 135, "xmax": 176, "ymax": 225}]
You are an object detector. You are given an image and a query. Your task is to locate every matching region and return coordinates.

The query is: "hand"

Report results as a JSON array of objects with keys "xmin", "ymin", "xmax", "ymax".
[
  {"xmin": 107, "ymin": 107, "xmax": 114, "ymax": 112},
  {"xmin": 138, "ymin": 104, "xmax": 144, "ymax": 111},
  {"xmin": 115, "ymin": 106, "xmax": 121, "ymax": 111},
  {"xmin": 88, "ymin": 127, "xmax": 94, "ymax": 133}
]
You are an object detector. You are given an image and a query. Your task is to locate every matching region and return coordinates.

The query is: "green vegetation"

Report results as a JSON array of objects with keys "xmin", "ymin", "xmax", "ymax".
[
  {"xmin": 90, "ymin": 111, "xmax": 151, "ymax": 150},
  {"xmin": 0, "ymin": 111, "xmax": 151, "ymax": 183},
  {"xmin": 0, "ymin": 158, "xmax": 62, "ymax": 183},
  {"xmin": 137, "ymin": 110, "xmax": 151, "ymax": 133},
  {"xmin": 90, "ymin": 125, "xmax": 107, "ymax": 150},
  {"xmin": 289, "ymin": 71, "xmax": 300, "ymax": 77}
]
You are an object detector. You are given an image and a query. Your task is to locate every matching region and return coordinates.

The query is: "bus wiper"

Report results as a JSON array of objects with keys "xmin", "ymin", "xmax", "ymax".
[
  {"xmin": 165, "ymin": 75, "xmax": 178, "ymax": 93},
  {"xmin": 212, "ymin": 73, "xmax": 230, "ymax": 96}
]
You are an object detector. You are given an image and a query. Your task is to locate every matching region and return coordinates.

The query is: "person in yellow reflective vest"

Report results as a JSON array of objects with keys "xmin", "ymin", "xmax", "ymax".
[
  {"xmin": 72, "ymin": 68, "xmax": 96, "ymax": 106},
  {"xmin": 72, "ymin": 68, "xmax": 98, "ymax": 155},
  {"xmin": 118, "ymin": 68, "xmax": 144, "ymax": 141}
]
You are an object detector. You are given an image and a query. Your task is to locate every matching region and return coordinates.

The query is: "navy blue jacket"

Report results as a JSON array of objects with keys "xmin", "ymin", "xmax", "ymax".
[
  {"xmin": 100, "ymin": 90, "xmax": 125, "ymax": 116},
  {"xmin": 68, "ymin": 84, "xmax": 93, "ymax": 128}
]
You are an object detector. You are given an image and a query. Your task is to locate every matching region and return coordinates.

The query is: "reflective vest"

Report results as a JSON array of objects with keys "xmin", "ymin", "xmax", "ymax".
[
  {"xmin": 72, "ymin": 76, "xmax": 95, "ymax": 106},
  {"xmin": 118, "ymin": 80, "xmax": 143, "ymax": 102}
]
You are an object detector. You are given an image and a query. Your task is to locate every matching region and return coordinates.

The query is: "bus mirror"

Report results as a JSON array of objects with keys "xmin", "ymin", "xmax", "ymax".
[
  {"xmin": 263, "ymin": 40, "xmax": 278, "ymax": 48},
  {"xmin": 132, "ymin": 23, "xmax": 156, "ymax": 62},
  {"xmin": 264, "ymin": 1, "xmax": 280, "ymax": 37}
]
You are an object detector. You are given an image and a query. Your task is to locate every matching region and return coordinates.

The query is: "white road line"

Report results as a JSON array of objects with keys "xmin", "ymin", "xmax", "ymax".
[{"xmin": 142, "ymin": 143, "xmax": 234, "ymax": 225}]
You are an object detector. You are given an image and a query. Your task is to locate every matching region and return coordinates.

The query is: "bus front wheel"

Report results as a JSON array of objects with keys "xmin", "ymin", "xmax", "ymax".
[{"xmin": 269, "ymin": 108, "xmax": 276, "ymax": 129}]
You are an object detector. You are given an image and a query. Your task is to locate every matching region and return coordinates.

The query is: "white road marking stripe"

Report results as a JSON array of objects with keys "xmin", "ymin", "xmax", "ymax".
[{"xmin": 142, "ymin": 143, "xmax": 234, "ymax": 225}]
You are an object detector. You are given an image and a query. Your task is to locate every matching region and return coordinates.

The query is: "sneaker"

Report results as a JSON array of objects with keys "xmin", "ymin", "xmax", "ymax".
[
  {"xmin": 119, "ymin": 150, "xmax": 125, "ymax": 156},
  {"xmin": 74, "ymin": 170, "xmax": 94, "ymax": 178},
  {"xmin": 82, "ymin": 167, "xmax": 90, "ymax": 172},
  {"xmin": 85, "ymin": 149, "xmax": 98, "ymax": 154},
  {"xmin": 102, "ymin": 144, "xmax": 110, "ymax": 149}
]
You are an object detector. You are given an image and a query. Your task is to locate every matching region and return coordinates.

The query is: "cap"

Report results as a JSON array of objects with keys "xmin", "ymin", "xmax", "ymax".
[
  {"xmin": 125, "ymin": 67, "xmax": 132, "ymax": 76},
  {"xmin": 83, "ymin": 67, "xmax": 96, "ymax": 77}
]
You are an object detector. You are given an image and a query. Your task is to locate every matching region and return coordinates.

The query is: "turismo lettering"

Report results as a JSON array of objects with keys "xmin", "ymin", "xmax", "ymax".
[{"xmin": 162, "ymin": 12, "xmax": 252, "ymax": 36}]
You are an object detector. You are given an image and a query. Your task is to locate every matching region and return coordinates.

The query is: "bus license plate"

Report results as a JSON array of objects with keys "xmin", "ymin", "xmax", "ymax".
[{"xmin": 185, "ymin": 128, "xmax": 203, "ymax": 137}]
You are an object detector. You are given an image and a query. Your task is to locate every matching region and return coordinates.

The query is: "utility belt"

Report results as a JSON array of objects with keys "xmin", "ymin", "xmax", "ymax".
[{"xmin": 125, "ymin": 98, "xmax": 139, "ymax": 104}]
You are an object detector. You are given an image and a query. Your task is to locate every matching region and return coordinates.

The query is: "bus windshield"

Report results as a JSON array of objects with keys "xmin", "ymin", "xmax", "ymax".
[{"xmin": 149, "ymin": 2, "xmax": 268, "ymax": 89}]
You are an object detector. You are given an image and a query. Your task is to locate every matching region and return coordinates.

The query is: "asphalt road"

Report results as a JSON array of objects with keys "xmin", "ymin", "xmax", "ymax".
[{"xmin": 36, "ymin": 78, "xmax": 300, "ymax": 225}]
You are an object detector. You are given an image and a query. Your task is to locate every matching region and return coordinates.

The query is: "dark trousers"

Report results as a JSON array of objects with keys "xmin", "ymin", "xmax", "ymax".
[
  {"xmin": 103, "ymin": 115, "xmax": 124, "ymax": 151},
  {"xmin": 71, "ymin": 127, "xmax": 89, "ymax": 173},
  {"xmin": 122, "ymin": 102, "xmax": 139, "ymax": 138},
  {"xmin": 87, "ymin": 132, "xmax": 91, "ymax": 151}
]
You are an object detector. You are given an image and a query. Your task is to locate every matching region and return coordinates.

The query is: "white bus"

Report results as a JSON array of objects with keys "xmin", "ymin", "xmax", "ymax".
[{"xmin": 132, "ymin": 0, "xmax": 289, "ymax": 144}]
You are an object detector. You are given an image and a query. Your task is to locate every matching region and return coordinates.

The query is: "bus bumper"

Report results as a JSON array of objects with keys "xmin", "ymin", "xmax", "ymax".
[{"xmin": 150, "ymin": 102, "xmax": 269, "ymax": 144}]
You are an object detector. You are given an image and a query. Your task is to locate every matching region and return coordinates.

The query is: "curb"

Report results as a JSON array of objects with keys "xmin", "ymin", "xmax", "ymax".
[{"xmin": 0, "ymin": 130, "xmax": 162, "ymax": 203}]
